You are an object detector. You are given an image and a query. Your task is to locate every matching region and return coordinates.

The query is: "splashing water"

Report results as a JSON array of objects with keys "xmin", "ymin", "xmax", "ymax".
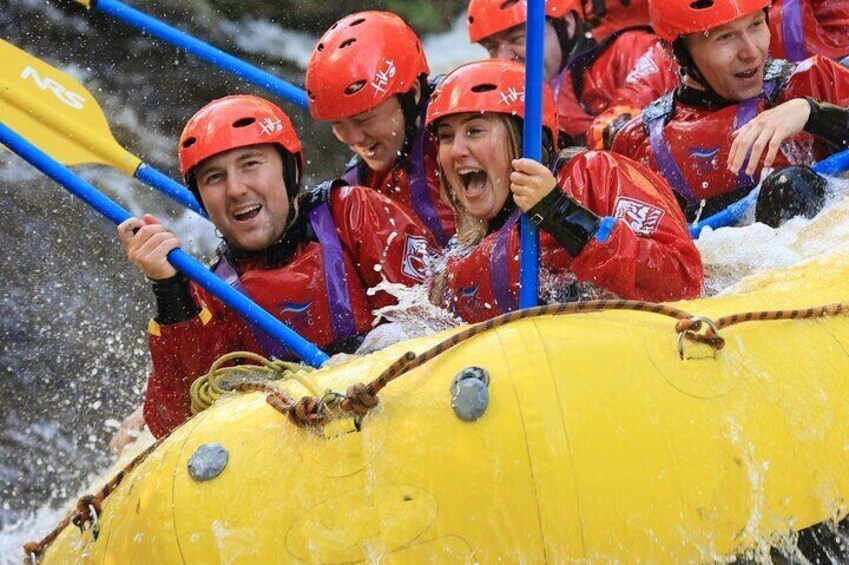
[{"xmin": 698, "ymin": 177, "xmax": 849, "ymax": 296}]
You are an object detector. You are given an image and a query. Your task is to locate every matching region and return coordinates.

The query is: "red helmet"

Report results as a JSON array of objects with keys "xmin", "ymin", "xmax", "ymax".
[
  {"xmin": 426, "ymin": 60, "xmax": 559, "ymax": 148},
  {"xmin": 650, "ymin": 0, "xmax": 771, "ymax": 42},
  {"xmin": 467, "ymin": 0, "xmax": 580, "ymax": 43},
  {"xmin": 305, "ymin": 11, "xmax": 429, "ymax": 121},
  {"xmin": 178, "ymin": 95, "xmax": 303, "ymax": 192}
]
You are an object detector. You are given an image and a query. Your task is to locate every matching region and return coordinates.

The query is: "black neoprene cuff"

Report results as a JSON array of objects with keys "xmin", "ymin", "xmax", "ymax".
[
  {"xmin": 526, "ymin": 186, "xmax": 601, "ymax": 257},
  {"xmin": 151, "ymin": 273, "xmax": 200, "ymax": 325},
  {"xmin": 804, "ymin": 97, "xmax": 849, "ymax": 148}
]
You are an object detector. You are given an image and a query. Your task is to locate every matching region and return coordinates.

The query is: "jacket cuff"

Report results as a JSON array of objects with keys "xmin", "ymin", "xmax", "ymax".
[
  {"xmin": 803, "ymin": 97, "xmax": 849, "ymax": 148},
  {"xmin": 527, "ymin": 186, "xmax": 601, "ymax": 257},
  {"xmin": 151, "ymin": 273, "xmax": 200, "ymax": 325}
]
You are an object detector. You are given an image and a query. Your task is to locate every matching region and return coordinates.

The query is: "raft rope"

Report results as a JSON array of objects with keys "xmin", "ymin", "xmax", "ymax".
[
  {"xmin": 266, "ymin": 300, "xmax": 849, "ymax": 427},
  {"xmin": 189, "ymin": 351, "xmax": 318, "ymax": 415},
  {"xmin": 21, "ymin": 299, "xmax": 849, "ymax": 561}
]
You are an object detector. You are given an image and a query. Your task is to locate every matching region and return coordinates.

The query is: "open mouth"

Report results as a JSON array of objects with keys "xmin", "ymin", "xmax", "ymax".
[
  {"xmin": 361, "ymin": 143, "xmax": 379, "ymax": 159},
  {"xmin": 233, "ymin": 204, "xmax": 261, "ymax": 221},
  {"xmin": 734, "ymin": 67, "xmax": 760, "ymax": 79},
  {"xmin": 458, "ymin": 168, "xmax": 488, "ymax": 198}
]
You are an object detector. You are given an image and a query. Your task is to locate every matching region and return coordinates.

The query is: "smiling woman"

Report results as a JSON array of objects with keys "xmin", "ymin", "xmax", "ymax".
[{"xmin": 425, "ymin": 60, "xmax": 703, "ymax": 323}]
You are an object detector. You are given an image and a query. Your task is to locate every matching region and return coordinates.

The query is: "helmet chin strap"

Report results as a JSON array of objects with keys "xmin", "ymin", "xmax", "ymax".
[
  {"xmin": 672, "ymin": 37, "xmax": 720, "ymax": 98},
  {"xmin": 398, "ymin": 75, "xmax": 428, "ymax": 163},
  {"xmin": 550, "ymin": 14, "xmax": 583, "ymax": 74}
]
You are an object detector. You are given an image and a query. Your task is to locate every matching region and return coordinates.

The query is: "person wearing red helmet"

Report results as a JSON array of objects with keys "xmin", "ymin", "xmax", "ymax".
[
  {"xmin": 116, "ymin": 95, "xmax": 436, "ymax": 438},
  {"xmin": 466, "ymin": 0, "xmax": 679, "ymax": 146},
  {"xmin": 305, "ymin": 11, "xmax": 455, "ymax": 248},
  {"xmin": 769, "ymin": 0, "xmax": 849, "ymax": 62},
  {"xmin": 425, "ymin": 61, "xmax": 702, "ymax": 322},
  {"xmin": 610, "ymin": 0, "xmax": 849, "ymax": 226}
]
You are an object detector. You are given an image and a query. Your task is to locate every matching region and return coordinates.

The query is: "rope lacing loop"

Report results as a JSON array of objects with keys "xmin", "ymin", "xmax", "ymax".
[
  {"xmin": 23, "ymin": 542, "xmax": 40, "ymax": 564},
  {"xmin": 71, "ymin": 495, "xmax": 101, "ymax": 538},
  {"xmin": 675, "ymin": 316, "xmax": 725, "ymax": 359},
  {"xmin": 341, "ymin": 383, "xmax": 380, "ymax": 417},
  {"xmin": 288, "ymin": 397, "xmax": 328, "ymax": 428}
]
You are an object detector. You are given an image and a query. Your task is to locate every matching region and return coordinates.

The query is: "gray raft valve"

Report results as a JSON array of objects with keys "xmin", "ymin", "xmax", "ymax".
[
  {"xmin": 451, "ymin": 366, "xmax": 490, "ymax": 421},
  {"xmin": 188, "ymin": 443, "xmax": 229, "ymax": 481}
]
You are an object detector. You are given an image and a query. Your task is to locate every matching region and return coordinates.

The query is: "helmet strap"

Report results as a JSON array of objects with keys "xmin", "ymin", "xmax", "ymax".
[
  {"xmin": 671, "ymin": 38, "xmax": 715, "ymax": 96},
  {"xmin": 398, "ymin": 74, "xmax": 428, "ymax": 164},
  {"xmin": 550, "ymin": 14, "xmax": 583, "ymax": 74}
]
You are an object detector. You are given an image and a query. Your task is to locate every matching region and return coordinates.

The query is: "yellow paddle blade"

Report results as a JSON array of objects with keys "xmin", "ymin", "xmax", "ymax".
[{"xmin": 0, "ymin": 39, "xmax": 140, "ymax": 175}]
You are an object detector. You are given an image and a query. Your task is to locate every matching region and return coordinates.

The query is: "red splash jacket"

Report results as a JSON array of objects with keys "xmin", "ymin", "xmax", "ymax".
[
  {"xmin": 442, "ymin": 151, "xmax": 703, "ymax": 323},
  {"xmin": 769, "ymin": 0, "xmax": 849, "ymax": 62},
  {"xmin": 611, "ymin": 57, "xmax": 849, "ymax": 220},
  {"xmin": 144, "ymin": 184, "xmax": 435, "ymax": 437},
  {"xmin": 552, "ymin": 28, "xmax": 679, "ymax": 143}
]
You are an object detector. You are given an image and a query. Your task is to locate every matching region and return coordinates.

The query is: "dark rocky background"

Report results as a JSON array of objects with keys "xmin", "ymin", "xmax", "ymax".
[{"xmin": 0, "ymin": 0, "xmax": 467, "ymax": 542}]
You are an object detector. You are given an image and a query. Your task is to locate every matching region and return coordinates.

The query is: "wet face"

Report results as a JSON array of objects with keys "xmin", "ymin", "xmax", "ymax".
[
  {"xmin": 683, "ymin": 10, "xmax": 770, "ymax": 101},
  {"xmin": 479, "ymin": 20, "xmax": 565, "ymax": 81},
  {"xmin": 435, "ymin": 113, "xmax": 513, "ymax": 221},
  {"xmin": 194, "ymin": 144, "xmax": 290, "ymax": 252},
  {"xmin": 331, "ymin": 96, "xmax": 407, "ymax": 172}
]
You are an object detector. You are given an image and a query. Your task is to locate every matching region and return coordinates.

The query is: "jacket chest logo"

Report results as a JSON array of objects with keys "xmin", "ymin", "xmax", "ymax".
[
  {"xmin": 401, "ymin": 234, "xmax": 430, "ymax": 282},
  {"xmin": 614, "ymin": 196, "xmax": 665, "ymax": 236},
  {"xmin": 372, "ymin": 59, "xmax": 397, "ymax": 96}
]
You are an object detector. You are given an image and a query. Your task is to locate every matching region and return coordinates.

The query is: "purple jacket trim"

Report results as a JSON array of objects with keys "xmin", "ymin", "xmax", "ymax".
[
  {"xmin": 408, "ymin": 103, "xmax": 449, "ymax": 246},
  {"xmin": 490, "ymin": 210, "xmax": 521, "ymax": 314},
  {"xmin": 341, "ymin": 165, "xmax": 359, "ymax": 186},
  {"xmin": 734, "ymin": 98, "xmax": 760, "ymax": 187},
  {"xmin": 782, "ymin": 0, "xmax": 807, "ymax": 62},
  {"xmin": 648, "ymin": 117, "xmax": 699, "ymax": 204},
  {"xmin": 309, "ymin": 203, "xmax": 357, "ymax": 341}
]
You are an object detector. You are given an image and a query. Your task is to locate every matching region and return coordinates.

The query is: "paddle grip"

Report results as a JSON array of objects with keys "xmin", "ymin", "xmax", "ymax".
[{"xmin": 690, "ymin": 146, "xmax": 849, "ymax": 238}]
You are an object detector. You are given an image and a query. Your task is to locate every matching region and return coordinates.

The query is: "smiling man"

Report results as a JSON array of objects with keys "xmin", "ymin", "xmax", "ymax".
[
  {"xmin": 611, "ymin": 0, "xmax": 849, "ymax": 225},
  {"xmin": 117, "ymin": 95, "xmax": 435, "ymax": 438},
  {"xmin": 305, "ymin": 11, "xmax": 456, "ymax": 248},
  {"xmin": 467, "ymin": 0, "xmax": 679, "ymax": 146}
]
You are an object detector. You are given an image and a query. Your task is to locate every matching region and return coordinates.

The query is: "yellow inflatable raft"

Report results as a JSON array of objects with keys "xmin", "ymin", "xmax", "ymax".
[{"xmin": 37, "ymin": 249, "xmax": 849, "ymax": 563}]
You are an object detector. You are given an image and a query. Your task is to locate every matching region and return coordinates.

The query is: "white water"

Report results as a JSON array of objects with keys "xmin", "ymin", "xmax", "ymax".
[{"xmin": 697, "ymin": 178, "xmax": 849, "ymax": 296}]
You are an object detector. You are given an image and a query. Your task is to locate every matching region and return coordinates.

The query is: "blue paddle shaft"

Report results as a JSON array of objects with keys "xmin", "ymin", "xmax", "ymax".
[
  {"xmin": 93, "ymin": 0, "xmax": 309, "ymax": 109},
  {"xmin": 519, "ymin": 0, "xmax": 546, "ymax": 309},
  {"xmin": 135, "ymin": 163, "xmax": 207, "ymax": 218},
  {"xmin": 0, "ymin": 121, "xmax": 329, "ymax": 367},
  {"xmin": 690, "ymin": 147, "xmax": 849, "ymax": 237}
]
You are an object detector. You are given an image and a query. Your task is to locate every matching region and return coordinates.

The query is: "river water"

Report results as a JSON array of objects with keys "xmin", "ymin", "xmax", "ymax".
[{"xmin": 2, "ymin": 1, "xmax": 849, "ymax": 562}]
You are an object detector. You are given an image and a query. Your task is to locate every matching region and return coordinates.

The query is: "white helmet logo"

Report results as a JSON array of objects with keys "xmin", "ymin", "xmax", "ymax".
[
  {"xmin": 259, "ymin": 116, "xmax": 283, "ymax": 136},
  {"xmin": 371, "ymin": 59, "xmax": 397, "ymax": 96},
  {"xmin": 499, "ymin": 86, "xmax": 525, "ymax": 105}
]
